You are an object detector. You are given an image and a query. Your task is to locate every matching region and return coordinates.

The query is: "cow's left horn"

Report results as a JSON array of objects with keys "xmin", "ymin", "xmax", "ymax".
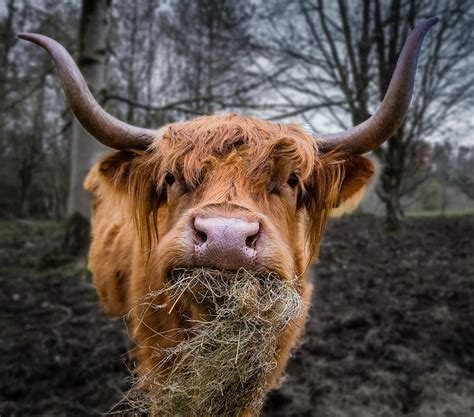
[
  {"xmin": 18, "ymin": 33, "xmax": 157, "ymax": 150},
  {"xmin": 318, "ymin": 17, "xmax": 438, "ymax": 155}
]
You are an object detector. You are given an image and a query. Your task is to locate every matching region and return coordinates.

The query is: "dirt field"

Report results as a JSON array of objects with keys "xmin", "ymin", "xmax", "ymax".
[{"xmin": 1, "ymin": 216, "xmax": 473, "ymax": 417}]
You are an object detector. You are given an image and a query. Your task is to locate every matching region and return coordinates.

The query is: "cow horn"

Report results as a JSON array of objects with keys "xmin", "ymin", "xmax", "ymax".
[
  {"xmin": 318, "ymin": 17, "xmax": 438, "ymax": 155},
  {"xmin": 17, "ymin": 33, "xmax": 157, "ymax": 150}
]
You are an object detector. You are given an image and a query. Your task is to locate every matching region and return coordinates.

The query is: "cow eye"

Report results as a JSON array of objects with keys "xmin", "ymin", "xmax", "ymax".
[
  {"xmin": 287, "ymin": 173, "xmax": 299, "ymax": 188},
  {"xmin": 165, "ymin": 172, "xmax": 175, "ymax": 186}
]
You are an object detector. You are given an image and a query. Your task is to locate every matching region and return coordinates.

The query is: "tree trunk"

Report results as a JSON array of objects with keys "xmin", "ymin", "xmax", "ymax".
[
  {"xmin": 441, "ymin": 182, "xmax": 447, "ymax": 216},
  {"xmin": 382, "ymin": 181, "xmax": 403, "ymax": 231},
  {"xmin": 0, "ymin": 0, "xmax": 15, "ymax": 156},
  {"xmin": 65, "ymin": 0, "xmax": 111, "ymax": 255},
  {"xmin": 377, "ymin": 133, "xmax": 405, "ymax": 231},
  {"xmin": 126, "ymin": 3, "xmax": 138, "ymax": 123}
]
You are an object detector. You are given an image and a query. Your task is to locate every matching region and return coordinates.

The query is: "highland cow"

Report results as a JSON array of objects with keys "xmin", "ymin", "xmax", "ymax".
[{"xmin": 19, "ymin": 17, "xmax": 437, "ymax": 417}]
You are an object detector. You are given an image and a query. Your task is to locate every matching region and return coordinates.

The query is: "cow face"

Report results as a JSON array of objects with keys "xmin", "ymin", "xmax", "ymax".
[
  {"xmin": 89, "ymin": 114, "xmax": 373, "ymax": 415},
  {"xmin": 99, "ymin": 114, "xmax": 373, "ymax": 281}
]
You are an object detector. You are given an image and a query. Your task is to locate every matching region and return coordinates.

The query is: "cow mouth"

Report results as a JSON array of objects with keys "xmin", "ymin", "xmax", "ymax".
[
  {"xmin": 127, "ymin": 267, "xmax": 305, "ymax": 416},
  {"xmin": 167, "ymin": 267, "xmax": 283, "ymax": 308}
]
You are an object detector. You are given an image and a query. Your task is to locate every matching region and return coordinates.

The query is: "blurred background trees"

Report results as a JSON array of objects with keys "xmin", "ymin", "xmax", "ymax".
[
  {"xmin": 64, "ymin": 0, "xmax": 111, "ymax": 255},
  {"xmin": 0, "ymin": 0, "xmax": 79, "ymax": 218},
  {"xmin": 253, "ymin": 0, "xmax": 474, "ymax": 229},
  {"xmin": 0, "ymin": 0, "xmax": 473, "ymax": 227}
]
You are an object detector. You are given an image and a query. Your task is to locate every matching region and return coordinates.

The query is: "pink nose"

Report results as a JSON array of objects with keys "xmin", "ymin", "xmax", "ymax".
[{"xmin": 192, "ymin": 216, "xmax": 261, "ymax": 270}]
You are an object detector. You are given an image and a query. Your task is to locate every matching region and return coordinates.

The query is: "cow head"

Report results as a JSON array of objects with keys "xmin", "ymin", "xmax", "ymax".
[
  {"xmin": 95, "ymin": 114, "xmax": 373, "ymax": 278},
  {"xmin": 19, "ymin": 17, "xmax": 437, "ymax": 416}
]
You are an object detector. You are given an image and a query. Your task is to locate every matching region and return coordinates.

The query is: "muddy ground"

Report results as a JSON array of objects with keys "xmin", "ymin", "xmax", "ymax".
[{"xmin": 0, "ymin": 216, "xmax": 473, "ymax": 417}]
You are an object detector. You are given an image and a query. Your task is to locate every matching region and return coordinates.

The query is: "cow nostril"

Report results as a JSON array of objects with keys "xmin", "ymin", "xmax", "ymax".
[
  {"xmin": 195, "ymin": 230, "xmax": 207, "ymax": 244},
  {"xmin": 193, "ymin": 217, "xmax": 208, "ymax": 244},
  {"xmin": 245, "ymin": 233, "xmax": 258, "ymax": 249}
]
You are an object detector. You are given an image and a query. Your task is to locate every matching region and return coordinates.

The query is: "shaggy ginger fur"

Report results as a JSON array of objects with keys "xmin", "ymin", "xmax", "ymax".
[{"xmin": 84, "ymin": 113, "xmax": 374, "ymax": 416}]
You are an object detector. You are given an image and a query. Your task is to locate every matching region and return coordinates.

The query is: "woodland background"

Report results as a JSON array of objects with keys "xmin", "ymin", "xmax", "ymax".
[
  {"xmin": 0, "ymin": 0, "xmax": 473, "ymax": 229},
  {"xmin": 0, "ymin": 1, "xmax": 473, "ymax": 416}
]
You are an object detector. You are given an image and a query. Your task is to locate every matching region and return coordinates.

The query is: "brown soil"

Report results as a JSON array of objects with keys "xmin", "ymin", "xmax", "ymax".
[{"xmin": 0, "ymin": 216, "xmax": 473, "ymax": 416}]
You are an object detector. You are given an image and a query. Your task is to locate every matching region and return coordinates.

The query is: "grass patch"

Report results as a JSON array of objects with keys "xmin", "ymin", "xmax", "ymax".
[
  {"xmin": 406, "ymin": 208, "xmax": 474, "ymax": 218},
  {"xmin": 0, "ymin": 219, "xmax": 62, "ymax": 240},
  {"xmin": 0, "ymin": 219, "xmax": 86, "ymax": 277}
]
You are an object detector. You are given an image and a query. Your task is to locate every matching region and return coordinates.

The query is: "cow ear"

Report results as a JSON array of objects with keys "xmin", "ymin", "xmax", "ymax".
[
  {"xmin": 303, "ymin": 154, "xmax": 374, "ymax": 264},
  {"xmin": 96, "ymin": 150, "xmax": 141, "ymax": 193},
  {"xmin": 330, "ymin": 155, "xmax": 375, "ymax": 216}
]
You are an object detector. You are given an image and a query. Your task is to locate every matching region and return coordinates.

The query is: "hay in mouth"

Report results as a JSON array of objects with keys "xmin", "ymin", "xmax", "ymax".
[{"xmin": 125, "ymin": 268, "xmax": 305, "ymax": 417}]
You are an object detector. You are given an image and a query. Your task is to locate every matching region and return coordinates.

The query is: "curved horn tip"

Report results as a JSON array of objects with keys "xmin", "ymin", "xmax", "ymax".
[
  {"xmin": 425, "ymin": 16, "xmax": 439, "ymax": 25},
  {"xmin": 18, "ymin": 32, "xmax": 60, "ymax": 48},
  {"xmin": 318, "ymin": 16, "xmax": 439, "ymax": 155},
  {"xmin": 17, "ymin": 32, "xmax": 158, "ymax": 150},
  {"xmin": 419, "ymin": 16, "xmax": 439, "ymax": 33},
  {"xmin": 17, "ymin": 33, "xmax": 51, "ymax": 48},
  {"xmin": 17, "ymin": 32, "xmax": 40, "ymax": 41}
]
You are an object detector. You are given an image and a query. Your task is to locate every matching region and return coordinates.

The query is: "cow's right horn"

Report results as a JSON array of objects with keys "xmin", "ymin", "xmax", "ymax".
[{"xmin": 18, "ymin": 33, "xmax": 157, "ymax": 150}]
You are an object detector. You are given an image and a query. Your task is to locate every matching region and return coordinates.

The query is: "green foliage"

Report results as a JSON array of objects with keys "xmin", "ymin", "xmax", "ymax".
[
  {"xmin": 0, "ymin": 219, "xmax": 86, "ymax": 276},
  {"xmin": 407, "ymin": 208, "xmax": 474, "ymax": 218},
  {"xmin": 417, "ymin": 179, "xmax": 443, "ymax": 211}
]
